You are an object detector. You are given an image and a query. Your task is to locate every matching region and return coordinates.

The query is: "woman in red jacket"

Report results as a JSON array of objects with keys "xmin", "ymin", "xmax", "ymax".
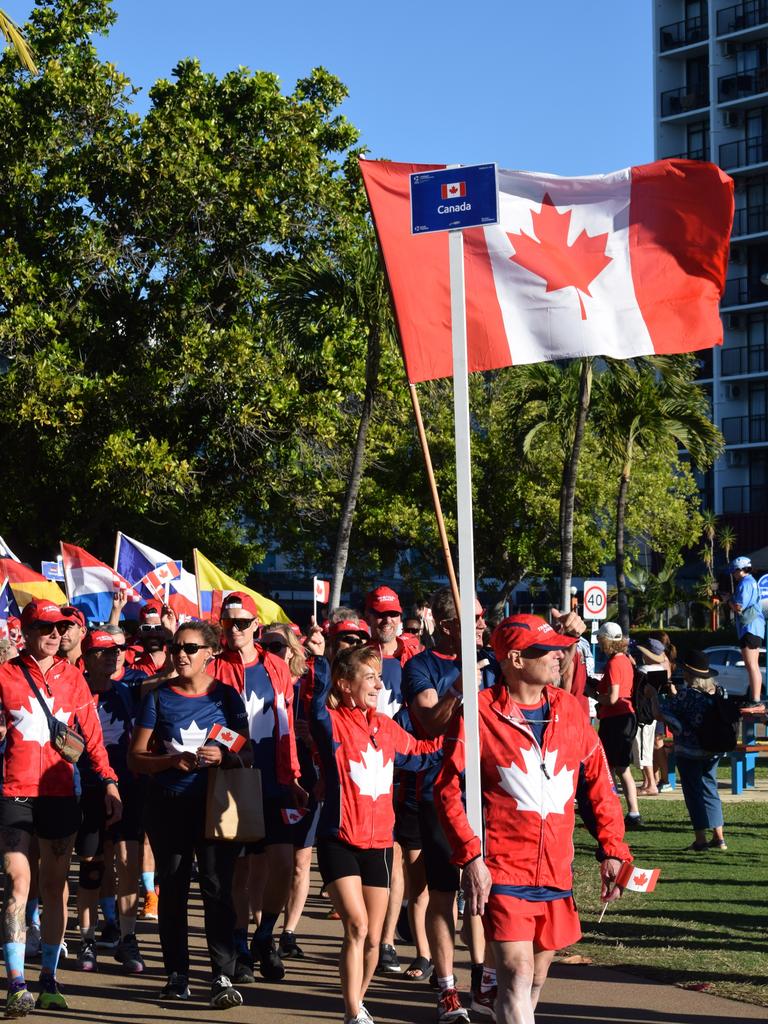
[{"xmin": 311, "ymin": 646, "xmax": 439, "ymax": 1024}]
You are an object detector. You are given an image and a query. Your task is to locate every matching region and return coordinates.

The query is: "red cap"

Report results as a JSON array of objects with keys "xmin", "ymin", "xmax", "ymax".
[
  {"xmin": 365, "ymin": 586, "xmax": 402, "ymax": 614},
  {"xmin": 60, "ymin": 605, "xmax": 86, "ymax": 629},
  {"xmin": 21, "ymin": 600, "xmax": 69, "ymax": 629},
  {"xmin": 82, "ymin": 630, "xmax": 119, "ymax": 654},
  {"xmin": 221, "ymin": 591, "xmax": 259, "ymax": 619},
  {"xmin": 7, "ymin": 616, "xmax": 20, "ymax": 634},
  {"xmin": 491, "ymin": 614, "xmax": 577, "ymax": 661},
  {"xmin": 139, "ymin": 599, "xmax": 163, "ymax": 622},
  {"xmin": 330, "ymin": 619, "xmax": 371, "ymax": 639}
]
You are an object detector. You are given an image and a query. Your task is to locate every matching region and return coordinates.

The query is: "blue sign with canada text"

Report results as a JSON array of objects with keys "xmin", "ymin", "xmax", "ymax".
[{"xmin": 410, "ymin": 163, "xmax": 499, "ymax": 235}]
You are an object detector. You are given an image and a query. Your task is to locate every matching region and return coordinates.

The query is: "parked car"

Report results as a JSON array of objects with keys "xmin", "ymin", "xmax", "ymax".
[{"xmin": 702, "ymin": 646, "xmax": 767, "ymax": 698}]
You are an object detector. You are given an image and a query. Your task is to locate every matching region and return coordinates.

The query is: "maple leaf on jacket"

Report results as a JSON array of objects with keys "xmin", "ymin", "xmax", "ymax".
[
  {"xmin": 349, "ymin": 743, "xmax": 393, "ymax": 800},
  {"xmin": 508, "ymin": 193, "xmax": 612, "ymax": 320},
  {"xmin": 497, "ymin": 745, "xmax": 574, "ymax": 818}
]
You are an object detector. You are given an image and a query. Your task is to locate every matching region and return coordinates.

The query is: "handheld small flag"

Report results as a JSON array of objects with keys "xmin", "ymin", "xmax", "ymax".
[
  {"xmin": 207, "ymin": 723, "xmax": 246, "ymax": 753},
  {"xmin": 616, "ymin": 863, "xmax": 660, "ymax": 893},
  {"xmin": 314, "ymin": 578, "xmax": 330, "ymax": 604},
  {"xmin": 137, "ymin": 560, "xmax": 181, "ymax": 599},
  {"xmin": 281, "ymin": 807, "xmax": 309, "ymax": 826}
]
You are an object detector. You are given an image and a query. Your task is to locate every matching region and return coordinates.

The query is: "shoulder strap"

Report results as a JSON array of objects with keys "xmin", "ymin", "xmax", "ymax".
[{"xmin": 16, "ymin": 659, "xmax": 56, "ymax": 727}]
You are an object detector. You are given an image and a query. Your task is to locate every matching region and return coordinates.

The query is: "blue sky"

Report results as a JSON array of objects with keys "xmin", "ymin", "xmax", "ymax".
[{"xmin": 7, "ymin": 0, "xmax": 654, "ymax": 175}]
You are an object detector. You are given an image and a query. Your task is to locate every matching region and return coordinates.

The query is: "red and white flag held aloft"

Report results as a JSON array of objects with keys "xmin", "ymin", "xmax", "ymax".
[
  {"xmin": 314, "ymin": 578, "xmax": 330, "ymax": 604},
  {"xmin": 207, "ymin": 723, "xmax": 246, "ymax": 753},
  {"xmin": 360, "ymin": 158, "xmax": 733, "ymax": 382}
]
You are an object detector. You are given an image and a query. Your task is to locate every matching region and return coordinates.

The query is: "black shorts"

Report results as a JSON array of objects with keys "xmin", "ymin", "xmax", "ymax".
[
  {"xmin": 0, "ymin": 795, "xmax": 81, "ymax": 841},
  {"xmin": 417, "ymin": 800, "xmax": 459, "ymax": 893},
  {"xmin": 598, "ymin": 713, "xmax": 637, "ymax": 769},
  {"xmin": 316, "ymin": 837, "xmax": 393, "ymax": 889},
  {"xmin": 75, "ymin": 783, "xmax": 143, "ymax": 858},
  {"xmin": 394, "ymin": 801, "xmax": 421, "ymax": 851},
  {"xmin": 740, "ymin": 632, "xmax": 763, "ymax": 651}
]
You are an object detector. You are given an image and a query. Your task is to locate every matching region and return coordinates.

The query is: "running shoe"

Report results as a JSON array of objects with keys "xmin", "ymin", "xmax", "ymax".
[
  {"xmin": 4, "ymin": 985, "xmax": 34, "ymax": 1018},
  {"xmin": 158, "ymin": 973, "xmax": 190, "ymax": 1000},
  {"xmin": 623, "ymin": 813, "xmax": 645, "ymax": 830},
  {"xmin": 376, "ymin": 943, "xmax": 401, "ymax": 974},
  {"xmin": 687, "ymin": 840, "xmax": 709, "ymax": 852},
  {"xmin": 437, "ymin": 988, "xmax": 470, "ymax": 1023},
  {"xmin": 114, "ymin": 933, "xmax": 145, "ymax": 974},
  {"xmin": 470, "ymin": 987, "xmax": 497, "ymax": 1021},
  {"xmin": 358, "ymin": 1004, "xmax": 375, "ymax": 1024},
  {"xmin": 252, "ymin": 938, "xmax": 285, "ymax": 981},
  {"xmin": 709, "ymin": 838, "xmax": 728, "ymax": 851},
  {"xmin": 35, "ymin": 977, "xmax": 67, "ymax": 1012},
  {"xmin": 210, "ymin": 976, "xmax": 243, "ymax": 1009},
  {"xmin": 278, "ymin": 931, "xmax": 305, "ymax": 959},
  {"xmin": 76, "ymin": 938, "xmax": 98, "ymax": 972},
  {"xmin": 96, "ymin": 920, "xmax": 120, "ymax": 949},
  {"xmin": 24, "ymin": 925, "xmax": 41, "ymax": 961},
  {"xmin": 233, "ymin": 955, "xmax": 255, "ymax": 984},
  {"xmin": 139, "ymin": 891, "xmax": 159, "ymax": 920}
]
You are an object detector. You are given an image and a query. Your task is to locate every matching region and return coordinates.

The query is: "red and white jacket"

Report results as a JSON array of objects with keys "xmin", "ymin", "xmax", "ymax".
[
  {"xmin": 434, "ymin": 684, "xmax": 631, "ymax": 887},
  {"xmin": 0, "ymin": 655, "xmax": 117, "ymax": 797},
  {"xmin": 310, "ymin": 659, "xmax": 440, "ymax": 849}
]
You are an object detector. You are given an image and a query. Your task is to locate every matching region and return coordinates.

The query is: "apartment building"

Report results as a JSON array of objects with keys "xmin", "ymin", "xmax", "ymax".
[{"xmin": 654, "ymin": 0, "xmax": 768, "ymax": 549}]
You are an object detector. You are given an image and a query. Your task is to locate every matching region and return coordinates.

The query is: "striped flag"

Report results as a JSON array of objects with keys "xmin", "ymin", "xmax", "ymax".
[
  {"xmin": 207, "ymin": 723, "xmax": 246, "ymax": 753},
  {"xmin": 616, "ymin": 863, "xmax": 660, "ymax": 893}
]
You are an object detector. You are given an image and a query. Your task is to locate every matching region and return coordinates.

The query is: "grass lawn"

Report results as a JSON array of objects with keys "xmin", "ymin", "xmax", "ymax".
[{"xmin": 570, "ymin": 799, "xmax": 768, "ymax": 1007}]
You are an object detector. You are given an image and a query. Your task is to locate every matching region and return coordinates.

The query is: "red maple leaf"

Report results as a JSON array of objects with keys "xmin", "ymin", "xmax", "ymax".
[
  {"xmin": 220, "ymin": 730, "xmax": 233, "ymax": 742},
  {"xmin": 633, "ymin": 872, "xmax": 648, "ymax": 887},
  {"xmin": 508, "ymin": 193, "xmax": 612, "ymax": 320}
]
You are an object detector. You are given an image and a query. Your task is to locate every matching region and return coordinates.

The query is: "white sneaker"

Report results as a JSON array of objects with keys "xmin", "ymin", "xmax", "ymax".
[{"xmin": 359, "ymin": 1005, "xmax": 375, "ymax": 1024}]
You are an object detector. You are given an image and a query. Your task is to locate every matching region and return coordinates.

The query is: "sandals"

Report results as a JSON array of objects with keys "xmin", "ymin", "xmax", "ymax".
[{"xmin": 403, "ymin": 956, "xmax": 432, "ymax": 981}]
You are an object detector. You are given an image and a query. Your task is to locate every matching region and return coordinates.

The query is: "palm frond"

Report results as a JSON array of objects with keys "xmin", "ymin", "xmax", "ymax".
[{"xmin": 0, "ymin": 11, "xmax": 37, "ymax": 74}]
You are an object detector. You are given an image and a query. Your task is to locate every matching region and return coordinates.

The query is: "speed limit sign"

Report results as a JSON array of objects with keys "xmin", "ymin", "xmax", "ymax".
[{"xmin": 583, "ymin": 579, "xmax": 607, "ymax": 620}]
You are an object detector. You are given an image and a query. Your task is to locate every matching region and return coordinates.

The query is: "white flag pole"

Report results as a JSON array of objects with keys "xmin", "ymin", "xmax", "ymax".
[
  {"xmin": 313, "ymin": 577, "xmax": 318, "ymax": 626},
  {"xmin": 449, "ymin": 227, "xmax": 483, "ymax": 841}
]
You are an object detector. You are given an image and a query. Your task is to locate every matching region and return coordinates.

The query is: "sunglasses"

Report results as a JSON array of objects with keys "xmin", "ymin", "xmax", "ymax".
[
  {"xmin": 222, "ymin": 618, "xmax": 256, "ymax": 632},
  {"xmin": 91, "ymin": 644, "xmax": 126, "ymax": 654},
  {"xmin": 170, "ymin": 642, "xmax": 211, "ymax": 655},
  {"xmin": 337, "ymin": 634, "xmax": 365, "ymax": 646},
  {"xmin": 374, "ymin": 611, "xmax": 401, "ymax": 620},
  {"xmin": 33, "ymin": 621, "xmax": 71, "ymax": 636},
  {"xmin": 262, "ymin": 640, "xmax": 288, "ymax": 654}
]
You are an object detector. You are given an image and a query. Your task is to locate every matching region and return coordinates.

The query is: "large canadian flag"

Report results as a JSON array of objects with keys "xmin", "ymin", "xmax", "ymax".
[{"xmin": 360, "ymin": 158, "xmax": 734, "ymax": 381}]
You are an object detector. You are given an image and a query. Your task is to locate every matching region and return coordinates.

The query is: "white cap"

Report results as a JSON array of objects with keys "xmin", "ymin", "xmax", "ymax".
[{"xmin": 597, "ymin": 621, "xmax": 623, "ymax": 641}]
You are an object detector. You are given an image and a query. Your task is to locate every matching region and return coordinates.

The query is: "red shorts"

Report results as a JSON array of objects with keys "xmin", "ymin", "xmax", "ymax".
[{"xmin": 483, "ymin": 893, "xmax": 581, "ymax": 950}]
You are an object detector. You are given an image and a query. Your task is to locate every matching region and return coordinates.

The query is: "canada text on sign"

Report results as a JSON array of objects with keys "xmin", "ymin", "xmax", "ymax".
[{"xmin": 410, "ymin": 164, "xmax": 499, "ymax": 235}]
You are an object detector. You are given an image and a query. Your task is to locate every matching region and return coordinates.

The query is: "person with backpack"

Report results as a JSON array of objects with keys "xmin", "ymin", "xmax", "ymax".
[
  {"xmin": 657, "ymin": 650, "xmax": 730, "ymax": 852},
  {"xmin": 631, "ymin": 640, "xmax": 666, "ymax": 795},
  {"xmin": 727, "ymin": 556, "xmax": 765, "ymax": 713}
]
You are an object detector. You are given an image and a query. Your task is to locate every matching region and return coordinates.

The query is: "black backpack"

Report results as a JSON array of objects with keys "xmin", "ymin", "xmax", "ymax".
[
  {"xmin": 632, "ymin": 668, "xmax": 658, "ymax": 726},
  {"xmin": 696, "ymin": 686, "xmax": 740, "ymax": 754}
]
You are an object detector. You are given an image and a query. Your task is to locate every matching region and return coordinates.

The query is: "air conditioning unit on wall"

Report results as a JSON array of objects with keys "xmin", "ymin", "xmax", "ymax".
[
  {"xmin": 726, "ymin": 382, "xmax": 744, "ymax": 400},
  {"xmin": 726, "ymin": 313, "xmax": 743, "ymax": 330},
  {"xmin": 724, "ymin": 109, "xmax": 744, "ymax": 128},
  {"xmin": 722, "ymin": 41, "xmax": 738, "ymax": 59},
  {"xmin": 726, "ymin": 449, "xmax": 746, "ymax": 467}
]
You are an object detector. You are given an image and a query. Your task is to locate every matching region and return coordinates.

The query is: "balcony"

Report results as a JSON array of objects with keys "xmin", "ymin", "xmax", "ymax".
[
  {"xmin": 663, "ymin": 147, "xmax": 709, "ymax": 160},
  {"xmin": 719, "ymin": 134, "xmax": 768, "ymax": 169},
  {"xmin": 722, "ymin": 484, "xmax": 768, "ymax": 513},
  {"xmin": 660, "ymin": 16, "xmax": 708, "ymax": 52},
  {"xmin": 718, "ymin": 68, "xmax": 768, "ymax": 103},
  {"xmin": 721, "ymin": 344, "xmax": 768, "ymax": 374},
  {"xmin": 722, "ymin": 414, "xmax": 768, "ymax": 443},
  {"xmin": 722, "ymin": 275, "xmax": 768, "ymax": 305},
  {"xmin": 660, "ymin": 86, "xmax": 709, "ymax": 118},
  {"xmin": 733, "ymin": 204, "xmax": 768, "ymax": 235},
  {"xmin": 717, "ymin": 1, "xmax": 768, "ymax": 36}
]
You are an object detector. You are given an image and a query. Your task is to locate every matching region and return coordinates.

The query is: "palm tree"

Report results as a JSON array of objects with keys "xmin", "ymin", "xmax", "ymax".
[
  {"xmin": 594, "ymin": 358, "xmax": 724, "ymax": 634},
  {"xmin": 717, "ymin": 523, "xmax": 737, "ymax": 592},
  {"xmin": 273, "ymin": 228, "xmax": 394, "ymax": 608},
  {"xmin": 0, "ymin": 10, "xmax": 36, "ymax": 73}
]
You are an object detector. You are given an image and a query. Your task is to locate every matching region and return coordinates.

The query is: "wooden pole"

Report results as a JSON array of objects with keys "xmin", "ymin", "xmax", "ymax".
[{"xmin": 408, "ymin": 383, "xmax": 461, "ymax": 615}]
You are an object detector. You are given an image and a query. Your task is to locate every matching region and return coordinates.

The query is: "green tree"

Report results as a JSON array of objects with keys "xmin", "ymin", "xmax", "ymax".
[
  {"xmin": 0, "ymin": 8, "xmax": 36, "ymax": 72},
  {"xmin": 594, "ymin": 357, "xmax": 723, "ymax": 634}
]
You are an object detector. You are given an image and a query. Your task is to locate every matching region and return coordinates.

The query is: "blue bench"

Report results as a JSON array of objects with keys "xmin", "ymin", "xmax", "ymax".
[{"xmin": 664, "ymin": 744, "xmax": 768, "ymax": 795}]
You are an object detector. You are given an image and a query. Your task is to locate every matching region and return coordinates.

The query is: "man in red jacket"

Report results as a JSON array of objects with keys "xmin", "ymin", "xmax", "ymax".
[{"xmin": 435, "ymin": 614, "xmax": 631, "ymax": 1024}]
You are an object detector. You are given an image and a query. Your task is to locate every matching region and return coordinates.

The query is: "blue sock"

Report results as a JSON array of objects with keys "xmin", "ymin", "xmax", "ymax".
[
  {"xmin": 141, "ymin": 872, "xmax": 155, "ymax": 895},
  {"xmin": 3, "ymin": 942, "xmax": 25, "ymax": 983},
  {"xmin": 100, "ymin": 896, "xmax": 117, "ymax": 924},
  {"xmin": 25, "ymin": 900, "xmax": 40, "ymax": 929},
  {"xmin": 234, "ymin": 927, "xmax": 249, "ymax": 956},
  {"xmin": 254, "ymin": 912, "xmax": 278, "ymax": 944},
  {"xmin": 40, "ymin": 943, "xmax": 61, "ymax": 978}
]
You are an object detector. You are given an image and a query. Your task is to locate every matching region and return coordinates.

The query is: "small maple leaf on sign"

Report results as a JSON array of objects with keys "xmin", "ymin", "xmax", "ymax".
[{"xmin": 508, "ymin": 193, "xmax": 612, "ymax": 320}]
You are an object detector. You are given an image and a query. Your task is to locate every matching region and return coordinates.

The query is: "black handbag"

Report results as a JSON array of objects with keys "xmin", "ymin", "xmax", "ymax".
[{"xmin": 17, "ymin": 660, "xmax": 85, "ymax": 764}]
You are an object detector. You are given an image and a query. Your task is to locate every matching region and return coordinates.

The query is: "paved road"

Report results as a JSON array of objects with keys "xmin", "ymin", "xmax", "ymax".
[{"xmin": 29, "ymin": 883, "xmax": 768, "ymax": 1024}]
